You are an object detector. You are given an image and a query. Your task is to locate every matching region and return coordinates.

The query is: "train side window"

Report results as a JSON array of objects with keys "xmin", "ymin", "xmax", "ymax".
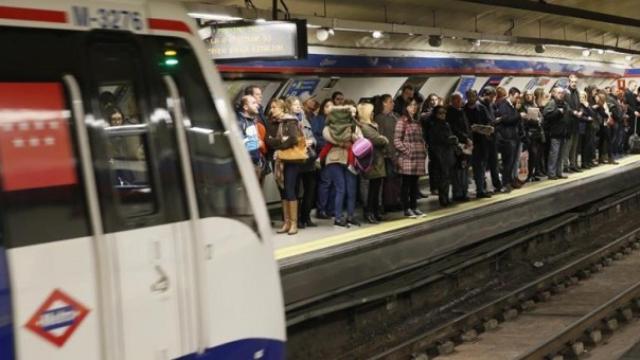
[
  {"xmin": 144, "ymin": 37, "xmax": 256, "ymax": 228},
  {"xmin": 0, "ymin": 81, "xmax": 90, "ymax": 247},
  {"xmin": 90, "ymin": 43, "xmax": 157, "ymax": 218}
]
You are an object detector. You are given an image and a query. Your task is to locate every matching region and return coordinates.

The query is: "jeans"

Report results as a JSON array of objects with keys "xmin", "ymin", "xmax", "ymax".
[
  {"xmin": 280, "ymin": 163, "xmax": 300, "ymax": 201},
  {"xmin": 547, "ymin": 138, "xmax": 568, "ymax": 177},
  {"xmin": 326, "ymin": 163, "xmax": 356, "ymax": 221},
  {"xmin": 316, "ymin": 167, "xmax": 335, "ymax": 215},
  {"xmin": 568, "ymin": 131, "xmax": 580, "ymax": 168},
  {"xmin": 400, "ymin": 174, "xmax": 419, "ymax": 211},
  {"xmin": 511, "ymin": 142, "xmax": 522, "ymax": 181}
]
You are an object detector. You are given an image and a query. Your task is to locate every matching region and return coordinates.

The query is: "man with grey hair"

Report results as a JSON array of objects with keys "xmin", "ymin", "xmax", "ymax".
[
  {"xmin": 447, "ymin": 92, "xmax": 472, "ymax": 201},
  {"xmin": 544, "ymin": 87, "xmax": 571, "ymax": 179}
]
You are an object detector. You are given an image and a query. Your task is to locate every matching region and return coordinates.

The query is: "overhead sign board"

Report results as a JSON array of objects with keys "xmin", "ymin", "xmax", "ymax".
[{"xmin": 205, "ymin": 20, "xmax": 307, "ymax": 61}]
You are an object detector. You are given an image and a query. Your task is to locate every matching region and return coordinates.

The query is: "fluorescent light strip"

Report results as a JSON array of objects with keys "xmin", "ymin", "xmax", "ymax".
[{"xmin": 187, "ymin": 12, "xmax": 242, "ymax": 21}]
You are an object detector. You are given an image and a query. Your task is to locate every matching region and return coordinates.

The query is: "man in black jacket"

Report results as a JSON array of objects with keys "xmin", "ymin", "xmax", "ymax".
[
  {"xmin": 544, "ymin": 87, "xmax": 572, "ymax": 179},
  {"xmin": 625, "ymin": 80, "xmax": 639, "ymax": 136},
  {"xmin": 565, "ymin": 75, "xmax": 583, "ymax": 172},
  {"xmin": 447, "ymin": 92, "xmax": 472, "ymax": 201},
  {"xmin": 495, "ymin": 87, "xmax": 524, "ymax": 192},
  {"xmin": 471, "ymin": 87, "xmax": 500, "ymax": 198},
  {"xmin": 394, "ymin": 84, "xmax": 415, "ymax": 115}
]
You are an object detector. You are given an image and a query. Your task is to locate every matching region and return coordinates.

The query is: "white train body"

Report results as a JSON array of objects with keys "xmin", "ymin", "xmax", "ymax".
[{"xmin": 0, "ymin": 1, "xmax": 285, "ymax": 359}]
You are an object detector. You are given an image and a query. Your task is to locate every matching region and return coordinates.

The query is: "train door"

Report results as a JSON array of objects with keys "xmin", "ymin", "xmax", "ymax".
[
  {"xmin": 81, "ymin": 35, "xmax": 198, "ymax": 359},
  {"xmin": 147, "ymin": 36, "xmax": 286, "ymax": 355}
]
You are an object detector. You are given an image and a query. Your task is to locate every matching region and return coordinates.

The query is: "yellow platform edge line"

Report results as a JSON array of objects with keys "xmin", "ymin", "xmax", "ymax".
[{"xmin": 275, "ymin": 155, "xmax": 640, "ymax": 260}]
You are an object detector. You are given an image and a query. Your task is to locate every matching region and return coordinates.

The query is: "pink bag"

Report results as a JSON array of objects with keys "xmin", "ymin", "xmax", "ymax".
[{"xmin": 352, "ymin": 137, "xmax": 373, "ymax": 173}]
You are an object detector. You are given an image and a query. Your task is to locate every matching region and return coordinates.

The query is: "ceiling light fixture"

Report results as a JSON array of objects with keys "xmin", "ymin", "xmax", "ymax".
[
  {"xmin": 187, "ymin": 12, "xmax": 242, "ymax": 21},
  {"xmin": 582, "ymin": 49, "xmax": 591, "ymax": 57},
  {"xmin": 316, "ymin": 28, "xmax": 330, "ymax": 42},
  {"xmin": 372, "ymin": 30, "xmax": 383, "ymax": 39}
]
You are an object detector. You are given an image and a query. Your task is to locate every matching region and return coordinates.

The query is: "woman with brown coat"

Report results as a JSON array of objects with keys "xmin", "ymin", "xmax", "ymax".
[
  {"xmin": 394, "ymin": 98, "xmax": 427, "ymax": 218},
  {"xmin": 265, "ymin": 99, "xmax": 304, "ymax": 235},
  {"xmin": 357, "ymin": 102, "xmax": 389, "ymax": 223}
]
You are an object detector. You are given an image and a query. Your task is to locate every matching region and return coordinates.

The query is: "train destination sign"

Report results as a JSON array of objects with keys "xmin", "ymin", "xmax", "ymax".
[{"xmin": 205, "ymin": 20, "xmax": 307, "ymax": 61}]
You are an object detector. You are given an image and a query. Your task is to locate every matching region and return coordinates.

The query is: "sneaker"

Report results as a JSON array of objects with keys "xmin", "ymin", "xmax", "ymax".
[
  {"xmin": 558, "ymin": 175, "xmax": 568, "ymax": 179},
  {"xmin": 347, "ymin": 217, "xmax": 361, "ymax": 226},
  {"xmin": 316, "ymin": 211, "xmax": 330, "ymax": 219},
  {"xmin": 477, "ymin": 192, "xmax": 491, "ymax": 199},
  {"xmin": 404, "ymin": 209, "xmax": 417, "ymax": 218},
  {"xmin": 334, "ymin": 219, "xmax": 349, "ymax": 227},
  {"xmin": 413, "ymin": 209, "xmax": 426, "ymax": 217}
]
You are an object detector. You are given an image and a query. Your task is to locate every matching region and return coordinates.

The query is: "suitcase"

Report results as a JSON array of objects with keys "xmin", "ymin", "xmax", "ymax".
[{"xmin": 629, "ymin": 117, "xmax": 640, "ymax": 154}]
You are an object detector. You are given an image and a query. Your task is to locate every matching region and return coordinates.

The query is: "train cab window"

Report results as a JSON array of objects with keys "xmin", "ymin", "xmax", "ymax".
[
  {"xmin": 90, "ymin": 43, "xmax": 157, "ymax": 218},
  {"xmin": 145, "ymin": 37, "xmax": 255, "ymax": 227}
]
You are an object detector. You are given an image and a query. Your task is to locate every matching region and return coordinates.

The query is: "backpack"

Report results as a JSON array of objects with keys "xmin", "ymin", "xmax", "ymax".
[{"xmin": 352, "ymin": 137, "xmax": 373, "ymax": 173}]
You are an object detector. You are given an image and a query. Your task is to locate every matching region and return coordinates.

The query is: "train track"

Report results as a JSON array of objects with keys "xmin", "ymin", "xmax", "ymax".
[{"xmin": 373, "ymin": 226, "xmax": 640, "ymax": 360}]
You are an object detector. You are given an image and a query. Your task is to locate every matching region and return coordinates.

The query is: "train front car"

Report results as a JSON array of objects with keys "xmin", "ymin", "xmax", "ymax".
[{"xmin": 0, "ymin": 1, "xmax": 286, "ymax": 359}]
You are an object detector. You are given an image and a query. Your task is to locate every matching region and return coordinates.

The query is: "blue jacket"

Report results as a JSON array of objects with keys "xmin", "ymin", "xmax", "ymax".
[{"xmin": 311, "ymin": 114, "xmax": 326, "ymax": 150}]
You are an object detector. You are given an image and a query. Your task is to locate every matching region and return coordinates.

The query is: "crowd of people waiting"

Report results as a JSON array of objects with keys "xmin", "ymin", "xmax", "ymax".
[{"xmin": 236, "ymin": 76, "xmax": 640, "ymax": 235}]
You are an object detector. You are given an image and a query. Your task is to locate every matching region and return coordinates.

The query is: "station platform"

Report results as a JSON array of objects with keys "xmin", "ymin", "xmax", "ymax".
[{"xmin": 275, "ymin": 155, "xmax": 640, "ymax": 307}]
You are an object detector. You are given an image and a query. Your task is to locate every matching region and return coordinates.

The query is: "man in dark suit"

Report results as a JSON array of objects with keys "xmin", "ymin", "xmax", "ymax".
[{"xmin": 495, "ymin": 87, "xmax": 524, "ymax": 192}]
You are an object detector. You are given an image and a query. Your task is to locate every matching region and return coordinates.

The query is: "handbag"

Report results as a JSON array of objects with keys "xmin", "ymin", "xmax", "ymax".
[{"xmin": 276, "ymin": 121, "xmax": 308, "ymax": 163}]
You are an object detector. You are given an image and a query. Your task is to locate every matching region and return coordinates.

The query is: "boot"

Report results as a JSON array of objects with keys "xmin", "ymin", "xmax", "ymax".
[
  {"xmin": 277, "ymin": 200, "xmax": 290, "ymax": 234},
  {"xmin": 288, "ymin": 200, "xmax": 299, "ymax": 235}
]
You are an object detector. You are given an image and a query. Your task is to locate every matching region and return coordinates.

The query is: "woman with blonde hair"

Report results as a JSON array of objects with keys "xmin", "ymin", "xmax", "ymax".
[
  {"xmin": 357, "ymin": 102, "xmax": 389, "ymax": 223},
  {"xmin": 266, "ymin": 99, "xmax": 304, "ymax": 235}
]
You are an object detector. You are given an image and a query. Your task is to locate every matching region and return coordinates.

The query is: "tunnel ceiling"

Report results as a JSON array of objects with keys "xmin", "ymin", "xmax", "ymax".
[{"xmin": 186, "ymin": 0, "xmax": 640, "ymax": 64}]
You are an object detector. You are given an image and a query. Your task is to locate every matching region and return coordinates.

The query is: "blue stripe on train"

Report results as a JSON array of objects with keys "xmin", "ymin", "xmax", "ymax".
[
  {"xmin": 0, "ymin": 246, "xmax": 15, "ymax": 360},
  {"xmin": 216, "ymin": 53, "xmax": 623, "ymax": 77},
  {"xmin": 176, "ymin": 338, "xmax": 285, "ymax": 360}
]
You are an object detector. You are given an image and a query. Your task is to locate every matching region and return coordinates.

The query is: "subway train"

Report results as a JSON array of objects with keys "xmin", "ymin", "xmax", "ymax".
[
  {"xmin": 0, "ymin": 1, "xmax": 285, "ymax": 359},
  {"xmin": 220, "ymin": 45, "xmax": 627, "ymax": 204}
]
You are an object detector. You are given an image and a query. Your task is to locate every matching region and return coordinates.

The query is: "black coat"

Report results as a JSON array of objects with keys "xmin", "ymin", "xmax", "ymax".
[
  {"xmin": 566, "ymin": 88, "xmax": 581, "ymax": 133},
  {"xmin": 471, "ymin": 100, "xmax": 496, "ymax": 149},
  {"xmin": 446, "ymin": 106, "xmax": 471, "ymax": 144},
  {"xmin": 495, "ymin": 99, "xmax": 521, "ymax": 142},
  {"xmin": 607, "ymin": 95, "xmax": 625, "ymax": 125},
  {"xmin": 625, "ymin": 89, "xmax": 638, "ymax": 119},
  {"xmin": 428, "ymin": 119, "xmax": 457, "ymax": 177},
  {"xmin": 543, "ymin": 99, "xmax": 571, "ymax": 139}
]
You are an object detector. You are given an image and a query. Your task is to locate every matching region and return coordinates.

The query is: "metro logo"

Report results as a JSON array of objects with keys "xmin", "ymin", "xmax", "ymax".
[
  {"xmin": 24, "ymin": 289, "xmax": 90, "ymax": 347},
  {"xmin": 0, "ymin": 83, "xmax": 77, "ymax": 191}
]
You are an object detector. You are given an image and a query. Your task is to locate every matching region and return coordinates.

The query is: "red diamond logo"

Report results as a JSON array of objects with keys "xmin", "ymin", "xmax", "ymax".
[{"xmin": 24, "ymin": 288, "xmax": 90, "ymax": 347}]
